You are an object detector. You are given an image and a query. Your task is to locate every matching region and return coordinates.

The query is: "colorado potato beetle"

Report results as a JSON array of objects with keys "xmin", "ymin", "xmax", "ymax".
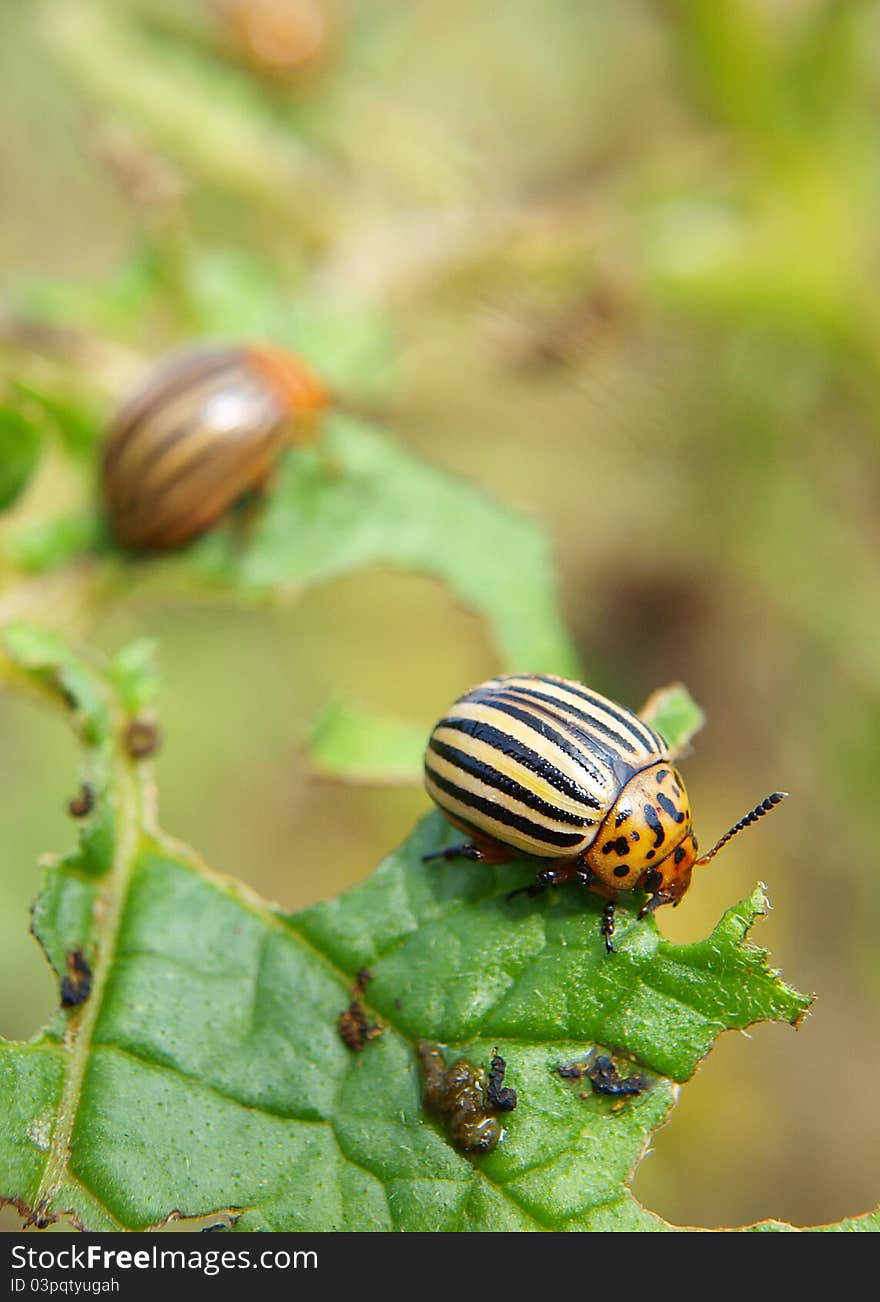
[
  {"xmin": 423, "ymin": 673, "xmax": 787, "ymax": 952},
  {"xmin": 102, "ymin": 343, "xmax": 328, "ymax": 550}
]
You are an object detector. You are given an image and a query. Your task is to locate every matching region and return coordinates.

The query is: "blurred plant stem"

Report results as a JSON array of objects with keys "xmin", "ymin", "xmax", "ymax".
[
  {"xmin": 42, "ymin": 0, "xmax": 334, "ymax": 247},
  {"xmin": 0, "ymin": 312, "xmax": 142, "ymax": 395}
]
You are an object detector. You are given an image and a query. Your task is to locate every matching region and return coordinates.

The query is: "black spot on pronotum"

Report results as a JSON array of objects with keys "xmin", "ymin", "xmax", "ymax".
[
  {"xmin": 643, "ymin": 803, "xmax": 664, "ymax": 848},
  {"xmin": 602, "ymin": 836, "xmax": 630, "ymax": 857},
  {"xmin": 655, "ymin": 769, "xmax": 669, "ymax": 783},
  {"xmin": 673, "ymin": 845, "xmax": 687, "ymax": 864},
  {"xmin": 644, "ymin": 868, "xmax": 663, "ymax": 892},
  {"xmin": 613, "ymin": 864, "xmax": 630, "ymax": 879},
  {"xmin": 657, "ymin": 792, "xmax": 685, "ymax": 823}
]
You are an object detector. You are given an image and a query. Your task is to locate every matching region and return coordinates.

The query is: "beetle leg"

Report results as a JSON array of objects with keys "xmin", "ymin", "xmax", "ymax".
[
  {"xmin": 422, "ymin": 842, "xmax": 485, "ymax": 864},
  {"xmin": 507, "ymin": 866, "xmax": 562, "ymax": 902},
  {"xmin": 638, "ymin": 892, "xmax": 673, "ymax": 920},
  {"xmin": 600, "ymin": 901, "xmax": 616, "ymax": 954}
]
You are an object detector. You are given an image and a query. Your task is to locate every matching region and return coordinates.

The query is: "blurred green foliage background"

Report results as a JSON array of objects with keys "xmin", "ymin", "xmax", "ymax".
[{"xmin": 1, "ymin": 0, "xmax": 879, "ymax": 1229}]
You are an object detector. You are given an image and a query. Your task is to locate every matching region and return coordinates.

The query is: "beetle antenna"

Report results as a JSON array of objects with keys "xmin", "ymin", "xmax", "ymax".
[{"xmin": 696, "ymin": 792, "xmax": 789, "ymax": 866}]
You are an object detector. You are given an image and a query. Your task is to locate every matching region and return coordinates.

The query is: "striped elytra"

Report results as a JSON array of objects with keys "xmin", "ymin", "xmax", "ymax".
[
  {"xmin": 102, "ymin": 343, "xmax": 328, "ymax": 550},
  {"xmin": 423, "ymin": 674, "xmax": 788, "ymax": 950}
]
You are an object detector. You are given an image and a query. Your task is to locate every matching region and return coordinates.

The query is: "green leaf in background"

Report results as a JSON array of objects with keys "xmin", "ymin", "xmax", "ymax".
[
  {"xmin": 181, "ymin": 249, "xmax": 398, "ymax": 404},
  {"xmin": 639, "ymin": 681, "xmax": 706, "ymax": 756},
  {"xmin": 7, "ymin": 514, "xmax": 102, "ymax": 575},
  {"xmin": 107, "ymin": 638, "xmax": 160, "ymax": 715},
  {"xmin": 43, "ymin": 2, "xmax": 330, "ymax": 236},
  {"xmin": 0, "ymin": 407, "xmax": 41, "ymax": 511},
  {"xmin": 195, "ymin": 414, "xmax": 580, "ymax": 679},
  {"xmin": 3, "ymin": 626, "xmax": 872, "ymax": 1234},
  {"xmin": 10, "ymin": 378, "xmax": 103, "ymax": 458},
  {"xmin": 309, "ymin": 699, "xmax": 427, "ymax": 785}
]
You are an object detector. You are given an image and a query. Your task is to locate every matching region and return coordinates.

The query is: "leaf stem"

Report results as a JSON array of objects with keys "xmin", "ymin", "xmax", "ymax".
[{"xmin": 31, "ymin": 687, "xmax": 145, "ymax": 1218}]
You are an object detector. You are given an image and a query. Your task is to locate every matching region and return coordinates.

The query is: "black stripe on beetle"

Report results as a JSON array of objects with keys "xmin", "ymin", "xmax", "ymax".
[
  {"xmin": 504, "ymin": 684, "xmax": 641, "ymax": 757},
  {"xmin": 427, "ymin": 738, "xmax": 589, "ymax": 827},
  {"xmin": 103, "ymin": 349, "xmax": 242, "ymax": 471},
  {"xmin": 464, "ymin": 693, "xmax": 611, "ymax": 790},
  {"xmin": 438, "ymin": 715, "xmax": 605, "ymax": 810},
  {"xmin": 487, "ymin": 688, "xmax": 638, "ymax": 788},
  {"xmin": 425, "ymin": 767, "xmax": 585, "ymax": 849},
  {"xmin": 484, "ymin": 687, "xmax": 635, "ymax": 786},
  {"xmin": 529, "ymin": 676, "xmax": 663, "ymax": 752}
]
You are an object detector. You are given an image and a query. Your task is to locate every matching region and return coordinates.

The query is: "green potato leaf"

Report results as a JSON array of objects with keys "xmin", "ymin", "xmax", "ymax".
[
  {"xmin": 308, "ymin": 698, "xmax": 428, "ymax": 785},
  {"xmin": 190, "ymin": 413, "xmax": 580, "ymax": 680},
  {"xmin": 2, "ymin": 626, "xmax": 866, "ymax": 1234}
]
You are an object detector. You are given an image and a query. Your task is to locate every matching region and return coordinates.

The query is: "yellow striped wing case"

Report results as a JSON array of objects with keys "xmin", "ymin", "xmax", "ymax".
[{"xmin": 424, "ymin": 674, "xmax": 669, "ymax": 861}]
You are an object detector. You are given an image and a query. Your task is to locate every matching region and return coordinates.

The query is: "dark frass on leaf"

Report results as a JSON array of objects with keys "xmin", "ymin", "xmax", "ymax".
[
  {"xmin": 125, "ymin": 717, "xmax": 161, "ymax": 759},
  {"xmin": 60, "ymin": 949, "xmax": 93, "ymax": 1009},
  {"xmin": 337, "ymin": 968, "xmax": 384, "ymax": 1051},
  {"xmin": 0, "ymin": 628, "xmax": 837, "ymax": 1231},
  {"xmin": 67, "ymin": 782, "xmax": 95, "ymax": 818},
  {"xmin": 487, "ymin": 1051, "xmax": 518, "ymax": 1112},
  {"xmin": 558, "ymin": 1052, "xmax": 652, "ymax": 1099}
]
